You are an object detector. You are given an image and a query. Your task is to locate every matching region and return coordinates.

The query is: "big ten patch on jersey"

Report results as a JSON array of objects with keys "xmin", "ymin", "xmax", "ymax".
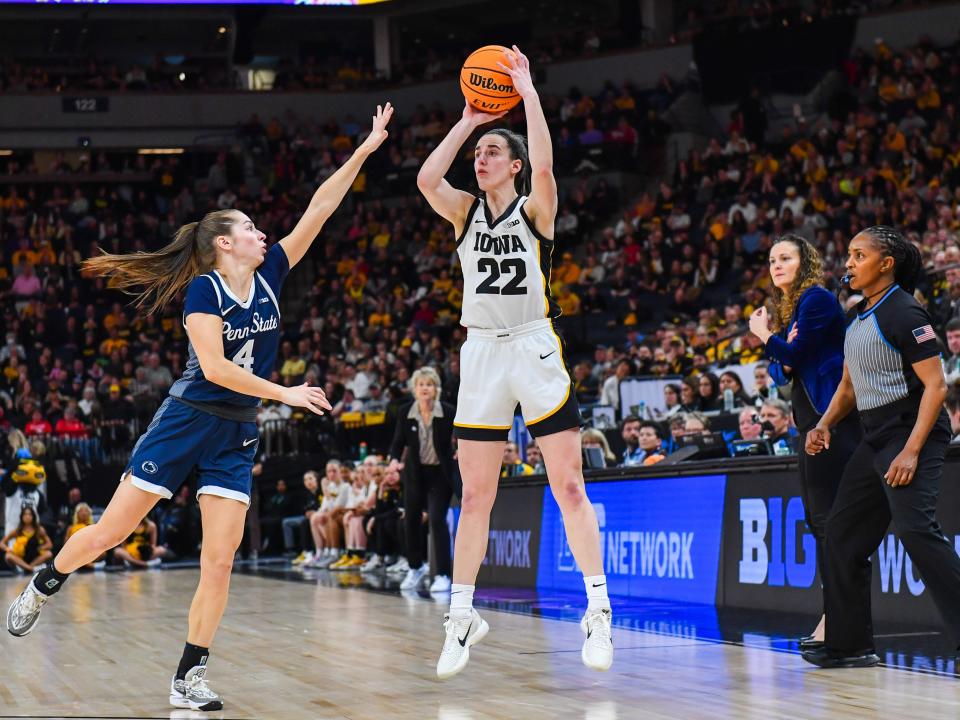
[{"xmin": 457, "ymin": 195, "xmax": 559, "ymax": 330}]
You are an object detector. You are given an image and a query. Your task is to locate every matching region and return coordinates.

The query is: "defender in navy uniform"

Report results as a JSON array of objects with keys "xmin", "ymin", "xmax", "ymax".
[
  {"xmin": 803, "ymin": 226, "xmax": 960, "ymax": 668},
  {"xmin": 7, "ymin": 103, "xmax": 394, "ymax": 712}
]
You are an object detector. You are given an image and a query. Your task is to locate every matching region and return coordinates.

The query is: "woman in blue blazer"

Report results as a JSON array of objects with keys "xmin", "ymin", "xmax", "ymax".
[{"xmin": 748, "ymin": 234, "xmax": 862, "ymax": 648}]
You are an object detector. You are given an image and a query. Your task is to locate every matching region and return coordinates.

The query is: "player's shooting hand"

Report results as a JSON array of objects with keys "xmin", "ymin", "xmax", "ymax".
[{"xmin": 280, "ymin": 383, "xmax": 332, "ymax": 415}]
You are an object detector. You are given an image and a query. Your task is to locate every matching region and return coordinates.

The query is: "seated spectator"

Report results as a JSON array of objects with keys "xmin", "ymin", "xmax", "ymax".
[
  {"xmin": 284, "ymin": 471, "xmax": 321, "ymax": 561},
  {"xmin": 752, "ymin": 362, "xmax": 780, "ymax": 401},
  {"xmin": 719, "ymin": 371, "xmax": 753, "ymax": 407},
  {"xmin": 683, "ymin": 412, "xmax": 710, "ymax": 436},
  {"xmin": 260, "ymin": 478, "xmax": 297, "ymax": 555},
  {"xmin": 501, "ymin": 441, "xmax": 535, "ymax": 477},
  {"xmin": 24, "ymin": 409, "xmax": 51, "ymax": 437},
  {"xmin": 65, "ymin": 502, "xmax": 106, "ymax": 570},
  {"xmin": 581, "ymin": 428, "xmax": 617, "ymax": 468},
  {"xmin": 2, "ymin": 506, "xmax": 52, "ymax": 573},
  {"xmin": 155, "ymin": 486, "xmax": 200, "ymax": 560},
  {"xmin": 360, "ymin": 463, "xmax": 403, "ymax": 572},
  {"xmin": 328, "ymin": 464, "xmax": 378, "ymax": 569},
  {"xmin": 697, "ymin": 372, "xmax": 722, "ymax": 412},
  {"xmin": 760, "ymin": 398, "xmax": 797, "ymax": 454},
  {"xmin": 620, "ymin": 416, "xmax": 665, "ymax": 467},
  {"xmin": 947, "ymin": 386, "xmax": 960, "ymax": 445},
  {"xmin": 661, "ymin": 383, "xmax": 683, "ymax": 418},
  {"xmin": 600, "ymin": 359, "xmax": 632, "ymax": 412},
  {"xmin": 943, "ymin": 318, "xmax": 960, "ymax": 386},
  {"xmin": 307, "ymin": 460, "xmax": 351, "ymax": 568},
  {"xmin": 737, "ymin": 407, "xmax": 763, "ymax": 441},
  {"xmin": 113, "ymin": 517, "xmax": 167, "ymax": 568},
  {"xmin": 679, "ymin": 376, "xmax": 701, "ymax": 412},
  {"xmin": 619, "ymin": 415, "xmax": 643, "ymax": 466},
  {"xmin": 54, "ymin": 406, "xmax": 88, "ymax": 438},
  {"xmin": 525, "ymin": 441, "xmax": 546, "ymax": 474}
]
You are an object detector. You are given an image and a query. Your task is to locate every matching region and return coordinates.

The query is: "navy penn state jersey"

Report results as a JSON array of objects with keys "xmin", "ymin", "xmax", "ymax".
[{"xmin": 169, "ymin": 243, "xmax": 289, "ymax": 408}]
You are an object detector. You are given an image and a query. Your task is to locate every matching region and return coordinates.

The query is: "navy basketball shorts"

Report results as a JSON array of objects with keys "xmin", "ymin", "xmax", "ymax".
[{"xmin": 125, "ymin": 397, "xmax": 259, "ymax": 505}]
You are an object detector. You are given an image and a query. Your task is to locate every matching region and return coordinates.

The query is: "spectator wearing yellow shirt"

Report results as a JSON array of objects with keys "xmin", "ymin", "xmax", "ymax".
[
  {"xmin": 99, "ymin": 327, "xmax": 129, "ymax": 356},
  {"xmin": 882, "ymin": 122, "xmax": 906, "ymax": 154},
  {"xmin": 11, "ymin": 238, "xmax": 38, "ymax": 268},
  {"xmin": 432, "ymin": 269, "xmax": 453, "ymax": 294},
  {"xmin": 279, "ymin": 341, "xmax": 306, "ymax": 385},
  {"xmin": 500, "ymin": 442, "xmax": 534, "ymax": 478},
  {"xmin": 553, "ymin": 252, "xmax": 581, "ymax": 286},
  {"xmin": 103, "ymin": 303, "xmax": 127, "ymax": 332},
  {"xmin": 372, "ymin": 227, "xmax": 391, "ymax": 249},
  {"xmin": 368, "ymin": 300, "xmax": 393, "ymax": 329},
  {"xmin": 556, "ymin": 284, "xmax": 582, "ymax": 316},
  {"xmin": 917, "ymin": 76, "xmax": 941, "ymax": 111},
  {"xmin": 344, "ymin": 267, "xmax": 368, "ymax": 302}
]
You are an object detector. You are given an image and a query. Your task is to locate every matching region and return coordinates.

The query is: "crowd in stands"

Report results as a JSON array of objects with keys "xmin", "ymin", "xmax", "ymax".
[{"xmin": 1, "ymin": 30, "xmax": 960, "ymax": 571}]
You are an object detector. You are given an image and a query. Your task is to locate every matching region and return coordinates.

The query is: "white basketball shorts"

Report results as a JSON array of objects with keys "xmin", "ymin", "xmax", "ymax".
[{"xmin": 454, "ymin": 318, "xmax": 581, "ymax": 441}]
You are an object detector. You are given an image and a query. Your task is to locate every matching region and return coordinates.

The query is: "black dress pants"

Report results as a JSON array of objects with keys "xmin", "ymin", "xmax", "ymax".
[
  {"xmin": 797, "ymin": 412, "xmax": 861, "ymax": 614},
  {"xmin": 404, "ymin": 464, "xmax": 453, "ymax": 576},
  {"xmin": 824, "ymin": 413, "xmax": 960, "ymax": 651}
]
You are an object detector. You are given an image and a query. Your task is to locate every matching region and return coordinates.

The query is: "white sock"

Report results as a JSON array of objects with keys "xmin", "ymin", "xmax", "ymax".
[
  {"xmin": 584, "ymin": 575, "xmax": 610, "ymax": 611},
  {"xmin": 449, "ymin": 584, "xmax": 474, "ymax": 617}
]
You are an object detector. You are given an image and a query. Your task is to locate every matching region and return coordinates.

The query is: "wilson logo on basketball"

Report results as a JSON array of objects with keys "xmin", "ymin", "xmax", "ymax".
[{"xmin": 468, "ymin": 73, "xmax": 514, "ymax": 94}]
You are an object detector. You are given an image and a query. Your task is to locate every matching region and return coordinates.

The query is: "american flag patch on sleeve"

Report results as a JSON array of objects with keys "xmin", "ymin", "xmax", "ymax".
[{"xmin": 912, "ymin": 325, "xmax": 936, "ymax": 343}]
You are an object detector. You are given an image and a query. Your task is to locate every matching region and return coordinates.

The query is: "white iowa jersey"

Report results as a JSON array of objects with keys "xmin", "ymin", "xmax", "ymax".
[{"xmin": 456, "ymin": 195, "xmax": 560, "ymax": 330}]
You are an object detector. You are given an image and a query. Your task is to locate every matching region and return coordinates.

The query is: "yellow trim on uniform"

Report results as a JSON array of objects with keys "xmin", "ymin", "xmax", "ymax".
[
  {"xmin": 527, "ymin": 325, "xmax": 573, "ymax": 425},
  {"xmin": 454, "ymin": 421, "xmax": 513, "ymax": 430},
  {"xmin": 536, "ymin": 239, "xmax": 551, "ymax": 318}
]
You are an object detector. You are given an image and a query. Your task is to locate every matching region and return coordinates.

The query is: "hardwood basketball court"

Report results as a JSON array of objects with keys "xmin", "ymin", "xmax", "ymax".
[{"xmin": 1, "ymin": 567, "xmax": 958, "ymax": 719}]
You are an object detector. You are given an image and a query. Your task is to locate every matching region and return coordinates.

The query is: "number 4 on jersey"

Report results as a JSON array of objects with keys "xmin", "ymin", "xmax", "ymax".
[{"xmin": 232, "ymin": 339, "xmax": 255, "ymax": 372}]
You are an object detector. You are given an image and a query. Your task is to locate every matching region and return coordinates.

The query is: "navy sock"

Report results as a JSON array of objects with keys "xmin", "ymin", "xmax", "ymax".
[
  {"xmin": 176, "ymin": 642, "xmax": 209, "ymax": 681},
  {"xmin": 32, "ymin": 562, "xmax": 70, "ymax": 597}
]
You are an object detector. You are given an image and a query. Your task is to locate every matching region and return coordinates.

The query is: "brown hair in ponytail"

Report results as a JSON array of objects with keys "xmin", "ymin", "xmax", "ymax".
[{"xmin": 81, "ymin": 209, "xmax": 239, "ymax": 316}]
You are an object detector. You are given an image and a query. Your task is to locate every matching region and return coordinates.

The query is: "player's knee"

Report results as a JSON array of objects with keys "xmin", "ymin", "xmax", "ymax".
[
  {"xmin": 555, "ymin": 476, "xmax": 587, "ymax": 511},
  {"xmin": 201, "ymin": 547, "xmax": 235, "ymax": 580},
  {"xmin": 460, "ymin": 484, "xmax": 496, "ymax": 514}
]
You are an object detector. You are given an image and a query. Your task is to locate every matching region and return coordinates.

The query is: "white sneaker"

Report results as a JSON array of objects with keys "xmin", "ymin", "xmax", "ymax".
[
  {"xmin": 169, "ymin": 666, "xmax": 223, "ymax": 711},
  {"xmin": 437, "ymin": 609, "xmax": 489, "ymax": 679},
  {"xmin": 6, "ymin": 577, "xmax": 47, "ymax": 636},
  {"xmin": 429, "ymin": 574, "xmax": 452, "ymax": 593},
  {"xmin": 360, "ymin": 554, "xmax": 382, "ymax": 572},
  {"xmin": 92, "ymin": 560, "xmax": 106, "ymax": 571},
  {"xmin": 580, "ymin": 608, "xmax": 613, "ymax": 671},
  {"xmin": 400, "ymin": 564, "xmax": 429, "ymax": 590},
  {"xmin": 146, "ymin": 558, "xmax": 162, "ymax": 568},
  {"xmin": 386, "ymin": 557, "xmax": 410, "ymax": 575}
]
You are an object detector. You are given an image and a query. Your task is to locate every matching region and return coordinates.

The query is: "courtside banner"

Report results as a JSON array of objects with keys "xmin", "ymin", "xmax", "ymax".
[
  {"xmin": 722, "ymin": 456, "xmax": 960, "ymax": 623},
  {"xmin": 475, "ymin": 484, "xmax": 545, "ymax": 587},
  {"xmin": 536, "ymin": 475, "xmax": 726, "ymax": 604}
]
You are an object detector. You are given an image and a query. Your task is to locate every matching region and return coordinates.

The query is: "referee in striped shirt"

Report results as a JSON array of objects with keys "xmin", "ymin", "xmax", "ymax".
[{"xmin": 803, "ymin": 226, "xmax": 960, "ymax": 668}]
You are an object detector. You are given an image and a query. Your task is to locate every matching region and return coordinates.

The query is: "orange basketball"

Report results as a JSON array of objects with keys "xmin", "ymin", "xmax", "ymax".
[{"xmin": 460, "ymin": 45, "xmax": 522, "ymax": 114}]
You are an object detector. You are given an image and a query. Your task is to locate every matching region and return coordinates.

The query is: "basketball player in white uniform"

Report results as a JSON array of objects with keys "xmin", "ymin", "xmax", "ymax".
[{"xmin": 417, "ymin": 45, "xmax": 613, "ymax": 678}]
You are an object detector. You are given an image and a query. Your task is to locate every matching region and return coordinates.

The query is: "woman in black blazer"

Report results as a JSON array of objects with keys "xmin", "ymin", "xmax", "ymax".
[{"xmin": 388, "ymin": 366, "xmax": 457, "ymax": 593}]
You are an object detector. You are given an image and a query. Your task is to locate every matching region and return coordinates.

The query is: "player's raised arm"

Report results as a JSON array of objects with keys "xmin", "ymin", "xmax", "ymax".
[
  {"xmin": 498, "ymin": 45, "xmax": 557, "ymax": 235},
  {"xmin": 280, "ymin": 102, "xmax": 394, "ymax": 268},
  {"xmin": 417, "ymin": 104, "xmax": 503, "ymax": 234}
]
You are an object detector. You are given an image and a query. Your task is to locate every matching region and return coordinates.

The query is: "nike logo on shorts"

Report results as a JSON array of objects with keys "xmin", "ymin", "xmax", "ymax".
[
  {"xmin": 242, "ymin": 438, "xmax": 258, "ymax": 447},
  {"xmin": 539, "ymin": 351, "xmax": 557, "ymax": 360}
]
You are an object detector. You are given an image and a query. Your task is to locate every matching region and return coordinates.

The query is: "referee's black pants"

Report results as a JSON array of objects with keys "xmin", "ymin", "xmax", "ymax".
[
  {"xmin": 404, "ymin": 464, "xmax": 453, "ymax": 576},
  {"xmin": 797, "ymin": 412, "xmax": 861, "ymax": 615},
  {"xmin": 823, "ymin": 412, "xmax": 960, "ymax": 651}
]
